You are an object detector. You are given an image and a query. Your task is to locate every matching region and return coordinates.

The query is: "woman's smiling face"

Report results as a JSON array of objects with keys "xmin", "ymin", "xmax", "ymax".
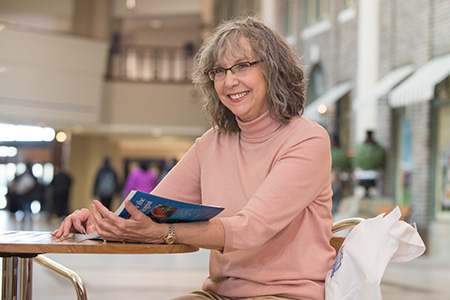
[{"xmin": 213, "ymin": 39, "xmax": 268, "ymax": 122}]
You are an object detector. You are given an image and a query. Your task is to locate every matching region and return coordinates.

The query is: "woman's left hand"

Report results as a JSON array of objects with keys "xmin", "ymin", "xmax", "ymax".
[{"xmin": 91, "ymin": 199, "xmax": 167, "ymax": 243}]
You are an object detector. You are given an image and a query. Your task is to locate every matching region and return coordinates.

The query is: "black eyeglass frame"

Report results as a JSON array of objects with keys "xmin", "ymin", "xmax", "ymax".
[{"xmin": 206, "ymin": 61, "xmax": 261, "ymax": 81}]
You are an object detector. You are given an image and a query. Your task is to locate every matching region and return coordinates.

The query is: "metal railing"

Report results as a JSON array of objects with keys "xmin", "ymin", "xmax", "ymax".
[{"xmin": 106, "ymin": 45, "xmax": 196, "ymax": 83}]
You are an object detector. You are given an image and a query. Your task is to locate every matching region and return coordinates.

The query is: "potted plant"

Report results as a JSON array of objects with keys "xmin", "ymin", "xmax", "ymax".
[
  {"xmin": 353, "ymin": 130, "xmax": 386, "ymax": 198},
  {"xmin": 353, "ymin": 130, "xmax": 385, "ymax": 170},
  {"xmin": 331, "ymin": 138, "xmax": 352, "ymax": 172}
]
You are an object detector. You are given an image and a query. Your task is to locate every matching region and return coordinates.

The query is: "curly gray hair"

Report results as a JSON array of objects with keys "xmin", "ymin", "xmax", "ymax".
[{"xmin": 192, "ymin": 16, "xmax": 306, "ymax": 133}]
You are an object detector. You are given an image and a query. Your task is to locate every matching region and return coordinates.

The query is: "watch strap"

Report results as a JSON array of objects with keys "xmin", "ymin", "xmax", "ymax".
[{"xmin": 164, "ymin": 223, "xmax": 176, "ymax": 244}]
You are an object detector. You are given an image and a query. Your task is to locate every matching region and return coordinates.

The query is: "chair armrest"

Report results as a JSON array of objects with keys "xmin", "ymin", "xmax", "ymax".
[
  {"xmin": 34, "ymin": 255, "xmax": 87, "ymax": 300},
  {"xmin": 330, "ymin": 217, "xmax": 365, "ymax": 254},
  {"xmin": 332, "ymin": 217, "xmax": 365, "ymax": 234}
]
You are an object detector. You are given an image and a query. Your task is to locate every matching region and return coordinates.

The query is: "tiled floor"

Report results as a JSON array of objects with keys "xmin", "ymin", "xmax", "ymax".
[{"xmin": 1, "ymin": 210, "xmax": 450, "ymax": 300}]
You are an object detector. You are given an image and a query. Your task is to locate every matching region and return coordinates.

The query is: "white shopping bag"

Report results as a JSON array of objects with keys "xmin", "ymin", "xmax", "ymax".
[{"xmin": 325, "ymin": 206, "xmax": 426, "ymax": 300}]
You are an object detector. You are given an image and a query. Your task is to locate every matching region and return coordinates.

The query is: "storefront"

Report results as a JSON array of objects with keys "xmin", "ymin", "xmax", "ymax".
[
  {"xmin": 390, "ymin": 54, "xmax": 450, "ymax": 224},
  {"xmin": 431, "ymin": 76, "xmax": 450, "ymax": 218}
]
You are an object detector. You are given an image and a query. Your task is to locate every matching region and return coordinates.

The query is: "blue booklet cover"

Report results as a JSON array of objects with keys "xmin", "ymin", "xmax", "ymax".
[{"xmin": 115, "ymin": 190, "xmax": 224, "ymax": 223}]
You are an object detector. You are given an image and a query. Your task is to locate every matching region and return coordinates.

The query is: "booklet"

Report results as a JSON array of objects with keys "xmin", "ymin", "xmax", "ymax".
[
  {"xmin": 116, "ymin": 190, "xmax": 224, "ymax": 223},
  {"xmin": 81, "ymin": 190, "xmax": 224, "ymax": 240}
]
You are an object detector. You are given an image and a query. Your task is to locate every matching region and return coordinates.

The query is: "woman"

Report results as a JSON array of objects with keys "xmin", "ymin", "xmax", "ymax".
[{"xmin": 53, "ymin": 17, "xmax": 336, "ymax": 300}]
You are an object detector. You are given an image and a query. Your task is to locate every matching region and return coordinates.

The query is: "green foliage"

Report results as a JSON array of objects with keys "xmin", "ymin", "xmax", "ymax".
[
  {"xmin": 331, "ymin": 146, "xmax": 352, "ymax": 171},
  {"xmin": 354, "ymin": 142, "xmax": 385, "ymax": 170}
]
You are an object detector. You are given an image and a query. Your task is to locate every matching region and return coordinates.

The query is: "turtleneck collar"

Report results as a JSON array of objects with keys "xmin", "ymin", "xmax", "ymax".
[{"xmin": 237, "ymin": 110, "xmax": 283, "ymax": 143}]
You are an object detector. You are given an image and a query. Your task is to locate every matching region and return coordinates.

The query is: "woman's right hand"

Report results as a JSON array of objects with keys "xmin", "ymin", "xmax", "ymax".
[{"xmin": 51, "ymin": 208, "xmax": 96, "ymax": 238}]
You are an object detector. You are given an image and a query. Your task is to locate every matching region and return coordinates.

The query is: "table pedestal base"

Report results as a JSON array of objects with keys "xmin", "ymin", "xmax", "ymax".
[{"xmin": 2, "ymin": 255, "xmax": 34, "ymax": 300}]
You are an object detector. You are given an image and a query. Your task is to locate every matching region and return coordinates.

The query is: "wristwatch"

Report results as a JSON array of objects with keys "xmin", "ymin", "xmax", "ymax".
[{"xmin": 164, "ymin": 223, "xmax": 176, "ymax": 244}]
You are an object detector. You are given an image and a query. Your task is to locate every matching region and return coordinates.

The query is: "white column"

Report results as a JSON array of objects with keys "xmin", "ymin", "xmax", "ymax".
[
  {"xmin": 259, "ymin": 0, "xmax": 278, "ymax": 28},
  {"xmin": 354, "ymin": 0, "xmax": 380, "ymax": 144}
]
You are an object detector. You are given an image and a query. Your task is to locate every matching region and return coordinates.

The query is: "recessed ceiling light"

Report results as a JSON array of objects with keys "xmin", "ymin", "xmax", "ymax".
[{"xmin": 126, "ymin": 0, "xmax": 136, "ymax": 10}]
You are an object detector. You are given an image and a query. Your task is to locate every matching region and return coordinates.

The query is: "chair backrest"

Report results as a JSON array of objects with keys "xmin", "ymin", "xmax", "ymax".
[{"xmin": 330, "ymin": 217, "xmax": 365, "ymax": 254}]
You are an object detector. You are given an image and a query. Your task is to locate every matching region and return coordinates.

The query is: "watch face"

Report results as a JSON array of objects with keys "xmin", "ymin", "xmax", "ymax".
[{"xmin": 165, "ymin": 235, "xmax": 176, "ymax": 244}]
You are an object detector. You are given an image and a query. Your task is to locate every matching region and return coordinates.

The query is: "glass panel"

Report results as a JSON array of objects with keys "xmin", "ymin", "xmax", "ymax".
[
  {"xmin": 306, "ymin": 65, "xmax": 326, "ymax": 105},
  {"xmin": 394, "ymin": 109, "xmax": 413, "ymax": 206},
  {"xmin": 436, "ymin": 104, "xmax": 450, "ymax": 212},
  {"xmin": 317, "ymin": 0, "xmax": 323, "ymax": 20},
  {"xmin": 306, "ymin": 0, "xmax": 317, "ymax": 25},
  {"xmin": 283, "ymin": 0, "xmax": 297, "ymax": 37},
  {"xmin": 336, "ymin": 94, "xmax": 351, "ymax": 148},
  {"xmin": 306, "ymin": 0, "xmax": 329, "ymax": 25},
  {"xmin": 399, "ymin": 118, "xmax": 413, "ymax": 205},
  {"xmin": 319, "ymin": 0, "xmax": 329, "ymax": 20},
  {"xmin": 343, "ymin": 0, "xmax": 355, "ymax": 9}
]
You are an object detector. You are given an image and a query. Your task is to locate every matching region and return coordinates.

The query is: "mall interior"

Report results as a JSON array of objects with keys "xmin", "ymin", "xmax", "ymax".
[{"xmin": 1, "ymin": 0, "xmax": 450, "ymax": 299}]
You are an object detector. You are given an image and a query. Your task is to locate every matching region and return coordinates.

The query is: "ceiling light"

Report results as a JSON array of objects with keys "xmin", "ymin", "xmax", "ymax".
[
  {"xmin": 126, "ymin": 0, "xmax": 136, "ymax": 10},
  {"xmin": 56, "ymin": 131, "xmax": 68, "ymax": 143},
  {"xmin": 0, "ymin": 124, "xmax": 55, "ymax": 142},
  {"xmin": 0, "ymin": 146, "xmax": 17, "ymax": 157},
  {"xmin": 317, "ymin": 104, "xmax": 328, "ymax": 114}
]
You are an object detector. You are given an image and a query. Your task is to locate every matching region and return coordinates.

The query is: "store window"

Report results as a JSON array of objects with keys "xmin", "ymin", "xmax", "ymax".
[
  {"xmin": 306, "ymin": 64, "xmax": 326, "ymax": 106},
  {"xmin": 306, "ymin": 0, "xmax": 329, "ymax": 25},
  {"xmin": 342, "ymin": 0, "xmax": 355, "ymax": 9},
  {"xmin": 436, "ymin": 105, "xmax": 450, "ymax": 212},
  {"xmin": 433, "ymin": 77, "xmax": 450, "ymax": 216},
  {"xmin": 335, "ymin": 94, "xmax": 351, "ymax": 148},
  {"xmin": 282, "ymin": 0, "xmax": 298, "ymax": 38},
  {"xmin": 334, "ymin": 94, "xmax": 352, "ymax": 195},
  {"xmin": 394, "ymin": 108, "xmax": 413, "ymax": 206}
]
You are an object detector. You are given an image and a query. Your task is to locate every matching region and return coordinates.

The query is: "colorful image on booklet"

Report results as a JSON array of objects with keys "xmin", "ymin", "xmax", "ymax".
[{"xmin": 151, "ymin": 204, "xmax": 179, "ymax": 220}]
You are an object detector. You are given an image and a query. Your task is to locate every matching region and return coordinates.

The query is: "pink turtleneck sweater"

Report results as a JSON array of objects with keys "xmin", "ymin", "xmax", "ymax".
[{"xmin": 152, "ymin": 111, "xmax": 335, "ymax": 300}]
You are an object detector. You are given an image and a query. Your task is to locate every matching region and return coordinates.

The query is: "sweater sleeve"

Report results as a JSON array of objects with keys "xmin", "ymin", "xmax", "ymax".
[
  {"xmin": 220, "ymin": 125, "xmax": 332, "ymax": 252},
  {"xmin": 151, "ymin": 139, "xmax": 203, "ymax": 204}
]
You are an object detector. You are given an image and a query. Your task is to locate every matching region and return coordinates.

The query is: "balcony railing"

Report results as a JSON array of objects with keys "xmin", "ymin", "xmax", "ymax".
[{"xmin": 105, "ymin": 45, "xmax": 196, "ymax": 83}]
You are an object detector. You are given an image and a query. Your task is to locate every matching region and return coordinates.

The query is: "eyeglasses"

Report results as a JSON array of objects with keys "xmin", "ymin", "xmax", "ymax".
[{"xmin": 207, "ymin": 61, "xmax": 261, "ymax": 81}]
